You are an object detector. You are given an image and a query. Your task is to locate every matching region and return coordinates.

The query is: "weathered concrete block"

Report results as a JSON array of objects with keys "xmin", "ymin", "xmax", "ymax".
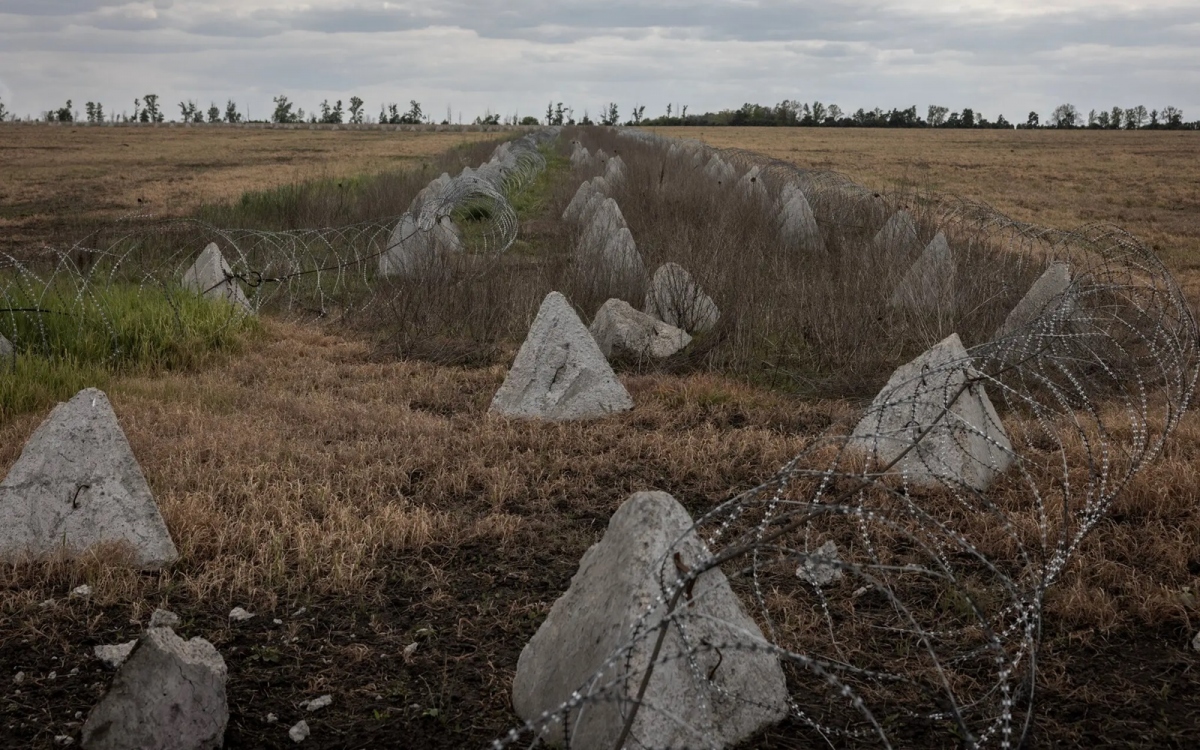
[
  {"xmin": 888, "ymin": 232, "xmax": 955, "ymax": 313},
  {"xmin": 82, "ymin": 627, "xmax": 228, "ymax": 750},
  {"xmin": 590, "ymin": 299, "xmax": 691, "ymax": 359},
  {"xmin": 703, "ymin": 155, "xmax": 736, "ymax": 184},
  {"xmin": 604, "ymin": 155, "xmax": 627, "ymax": 188},
  {"xmin": 490, "ymin": 292, "xmax": 633, "ymax": 420},
  {"xmin": 0, "ymin": 333, "xmax": 12, "ymax": 359},
  {"xmin": 873, "ymin": 209, "xmax": 920, "ymax": 251},
  {"xmin": 597, "ymin": 227, "xmax": 647, "ymax": 284},
  {"xmin": 379, "ymin": 213, "xmax": 463, "ymax": 277},
  {"xmin": 512, "ymin": 491, "xmax": 788, "ymax": 749},
  {"xmin": 0, "ymin": 388, "xmax": 178, "ymax": 568},
  {"xmin": 562, "ymin": 179, "xmax": 608, "ymax": 224},
  {"xmin": 778, "ymin": 186, "xmax": 824, "ymax": 252},
  {"xmin": 994, "ymin": 262, "xmax": 1075, "ymax": 339},
  {"xmin": 736, "ymin": 166, "xmax": 768, "ymax": 204},
  {"xmin": 644, "ymin": 262, "xmax": 720, "ymax": 334},
  {"xmin": 571, "ymin": 146, "xmax": 591, "ymax": 168},
  {"xmin": 850, "ymin": 333, "xmax": 1013, "ymax": 491},
  {"xmin": 181, "ymin": 243, "xmax": 252, "ymax": 313},
  {"xmin": 577, "ymin": 197, "xmax": 629, "ymax": 256}
]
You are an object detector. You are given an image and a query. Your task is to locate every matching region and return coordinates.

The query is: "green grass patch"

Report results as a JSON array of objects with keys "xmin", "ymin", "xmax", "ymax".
[{"xmin": 0, "ymin": 282, "xmax": 258, "ymax": 421}]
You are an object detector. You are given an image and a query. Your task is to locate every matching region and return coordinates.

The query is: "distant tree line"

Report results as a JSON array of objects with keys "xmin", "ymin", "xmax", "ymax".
[{"xmin": 2, "ymin": 93, "xmax": 1196, "ymax": 131}]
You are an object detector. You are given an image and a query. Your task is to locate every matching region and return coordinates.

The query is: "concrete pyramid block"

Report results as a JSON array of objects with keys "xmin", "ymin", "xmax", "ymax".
[
  {"xmin": 604, "ymin": 155, "xmax": 627, "ymax": 188},
  {"xmin": 0, "ymin": 333, "xmax": 12, "ymax": 359},
  {"xmin": 598, "ymin": 227, "xmax": 647, "ymax": 283},
  {"xmin": 490, "ymin": 292, "xmax": 633, "ymax": 420},
  {"xmin": 704, "ymin": 155, "xmax": 736, "ymax": 184},
  {"xmin": 873, "ymin": 209, "xmax": 920, "ymax": 252},
  {"xmin": 0, "ymin": 388, "xmax": 178, "ymax": 568},
  {"xmin": 590, "ymin": 298, "xmax": 691, "ymax": 359},
  {"xmin": 593, "ymin": 148, "xmax": 610, "ymax": 165},
  {"xmin": 562, "ymin": 178, "xmax": 608, "ymax": 224},
  {"xmin": 849, "ymin": 333, "xmax": 1013, "ymax": 492},
  {"xmin": 82, "ymin": 626, "xmax": 228, "ymax": 750},
  {"xmin": 512, "ymin": 491, "xmax": 788, "ymax": 749},
  {"xmin": 409, "ymin": 172, "xmax": 452, "ymax": 214},
  {"xmin": 380, "ymin": 212, "xmax": 463, "ymax": 277},
  {"xmin": 778, "ymin": 187, "xmax": 824, "ymax": 252},
  {"xmin": 577, "ymin": 197, "xmax": 628, "ymax": 256},
  {"xmin": 888, "ymin": 232, "xmax": 955, "ymax": 313},
  {"xmin": 644, "ymin": 262, "xmax": 720, "ymax": 334},
  {"xmin": 571, "ymin": 146, "xmax": 591, "ymax": 167},
  {"xmin": 736, "ymin": 166, "xmax": 768, "ymax": 204},
  {"xmin": 994, "ymin": 261, "xmax": 1075, "ymax": 339},
  {"xmin": 181, "ymin": 243, "xmax": 252, "ymax": 313}
]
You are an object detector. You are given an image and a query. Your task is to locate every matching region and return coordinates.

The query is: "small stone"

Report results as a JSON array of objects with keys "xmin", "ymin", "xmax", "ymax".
[
  {"xmin": 796, "ymin": 540, "xmax": 844, "ymax": 586},
  {"xmin": 273, "ymin": 619, "xmax": 283, "ymax": 626},
  {"xmin": 74, "ymin": 711, "xmax": 83, "ymax": 719},
  {"xmin": 402, "ymin": 642, "xmax": 418, "ymax": 662},
  {"xmin": 149, "ymin": 609, "xmax": 180, "ymax": 629},
  {"xmin": 1192, "ymin": 631, "xmax": 1200, "ymax": 653},
  {"xmin": 291, "ymin": 607, "xmax": 307, "ymax": 618},
  {"xmin": 228, "ymin": 607, "xmax": 254, "ymax": 622},
  {"xmin": 48, "ymin": 671, "xmax": 57, "ymax": 680},
  {"xmin": 70, "ymin": 585, "xmax": 92, "ymax": 599},
  {"xmin": 40, "ymin": 599, "xmax": 56, "ymax": 609},
  {"xmin": 54, "ymin": 736, "xmax": 73, "ymax": 746},
  {"xmin": 69, "ymin": 668, "xmax": 79, "ymax": 676},
  {"xmin": 94, "ymin": 641, "xmax": 137, "ymax": 669},
  {"xmin": 302, "ymin": 694, "xmax": 332, "ymax": 712},
  {"xmin": 289, "ymin": 720, "xmax": 310, "ymax": 743},
  {"xmin": 12, "ymin": 672, "xmax": 24, "ymax": 684},
  {"xmin": 266, "ymin": 713, "xmax": 278, "ymax": 724}
]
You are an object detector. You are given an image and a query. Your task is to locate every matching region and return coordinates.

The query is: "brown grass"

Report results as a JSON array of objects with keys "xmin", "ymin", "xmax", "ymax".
[{"xmin": 1, "ymin": 126, "xmax": 1198, "ymax": 747}]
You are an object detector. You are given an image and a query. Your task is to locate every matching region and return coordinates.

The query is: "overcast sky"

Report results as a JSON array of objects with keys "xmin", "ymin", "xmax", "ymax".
[{"xmin": 1, "ymin": 0, "xmax": 1197, "ymax": 123}]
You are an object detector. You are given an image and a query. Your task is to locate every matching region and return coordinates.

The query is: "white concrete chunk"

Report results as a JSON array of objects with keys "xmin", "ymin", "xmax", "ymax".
[
  {"xmin": 563, "ymin": 180, "xmax": 607, "ymax": 224},
  {"xmin": 778, "ymin": 187, "xmax": 824, "ymax": 252},
  {"xmin": 604, "ymin": 155, "xmax": 627, "ymax": 188},
  {"xmin": 81, "ymin": 627, "xmax": 228, "ymax": 750},
  {"xmin": 0, "ymin": 333, "xmax": 12, "ymax": 359},
  {"xmin": 796, "ymin": 540, "xmax": 843, "ymax": 587},
  {"xmin": 849, "ymin": 333, "xmax": 1013, "ymax": 492},
  {"xmin": 571, "ymin": 146, "xmax": 591, "ymax": 168},
  {"xmin": 94, "ymin": 641, "xmax": 137, "ymax": 670},
  {"xmin": 888, "ymin": 232, "xmax": 955, "ymax": 313},
  {"xmin": 590, "ymin": 299, "xmax": 691, "ymax": 359},
  {"xmin": 181, "ymin": 243, "xmax": 252, "ymax": 313},
  {"xmin": 512, "ymin": 491, "xmax": 789, "ymax": 749},
  {"xmin": 644, "ymin": 262, "xmax": 720, "ymax": 334},
  {"xmin": 596, "ymin": 227, "xmax": 647, "ymax": 283},
  {"xmin": 490, "ymin": 292, "xmax": 633, "ymax": 421},
  {"xmin": 577, "ymin": 197, "xmax": 629, "ymax": 256},
  {"xmin": 994, "ymin": 262, "xmax": 1075, "ymax": 340},
  {"xmin": 0, "ymin": 388, "xmax": 178, "ymax": 569}
]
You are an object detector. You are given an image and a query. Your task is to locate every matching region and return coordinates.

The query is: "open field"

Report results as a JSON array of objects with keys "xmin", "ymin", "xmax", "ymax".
[
  {"xmin": 2, "ymin": 126, "xmax": 1200, "ymax": 747},
  {"xmin": 0, "ymin": 125, "xmax": 502, "ymax": 253}
]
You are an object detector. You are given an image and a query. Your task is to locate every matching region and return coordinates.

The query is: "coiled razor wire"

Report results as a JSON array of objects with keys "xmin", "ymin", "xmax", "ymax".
[
  {"xmin": 489, "ymin": 130, "xmax": 1199, "ymax": 748},
  {"xmin": 0, "ymin": 130, "xmax": 559, "ymax": 359}
]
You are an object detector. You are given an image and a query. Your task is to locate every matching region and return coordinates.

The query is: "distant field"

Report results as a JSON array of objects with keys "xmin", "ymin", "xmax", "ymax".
[
  {"xmin": 0, "ymin": 125, "xmax": 501, "ymax": 252},
  {"xmin": 652, "ymin": 126, "xmax": 1200, "ymax": 286}
]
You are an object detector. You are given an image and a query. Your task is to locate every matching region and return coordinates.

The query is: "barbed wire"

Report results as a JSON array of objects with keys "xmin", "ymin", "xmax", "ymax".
[{"xmin": 491, "ymin": 129, "xmax": 1198, "ymax": 748}]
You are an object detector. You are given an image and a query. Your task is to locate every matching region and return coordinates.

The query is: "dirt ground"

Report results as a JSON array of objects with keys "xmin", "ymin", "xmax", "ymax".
[{"xmin": 2, "ymin": 125, "xmax": 1199, "ymax": 748}]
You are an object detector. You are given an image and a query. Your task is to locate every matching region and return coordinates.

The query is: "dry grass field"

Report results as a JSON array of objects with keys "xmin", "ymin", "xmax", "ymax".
[{"xmin": 1, "ymin": 125, "xmax": 1199, "ymax": 748}]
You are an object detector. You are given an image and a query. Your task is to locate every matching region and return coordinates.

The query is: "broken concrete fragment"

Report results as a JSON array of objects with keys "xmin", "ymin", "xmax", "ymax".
[
  {"xmin": 994, "ymin": 262, "xmax": 1075, "ymax": 340},
  {"xmin": 228, "ymin": 607, "xmax": 254, "ymax": 622},
  {"xmin": 0, "ymin": 388, "xmax": 178, "ymax": 569},
  {"xmin": 181, "ymin": 243, "xmax": 252, "ymax": 313},
  {"xmin": 82, "ymin": 627, "xmax": 228, "ymax": 750},
  {"xmin": 644, "ymin": 262, "xmax": 720, "ymax": 334},
  {"xmin": 873, "ymin": 209, "xmax": 920, "ymax": 251},
  {"xmin": 149, "ymin": 609, "xmax": 180, "ymax": 629},
  {"xmin": 849, "ymin": 333, "xmax": 1013, "ymax": 492},
  {"xmin": 489, "ymin": 292, "xmax": 633, "ymax": 421},
  {"xmin": 512, "ymin": 491, "xmax": 789, "ymax": 749},
  {"xmin": 302, "ymin": 694, "xmax": 332, "ymax": 712},
  {"xmin": 589, "ymin": 299, "xmax": 691, "ymax": 359},
  {"xmin": 778, "ymin": 187, "xmax": 824, "ymax": 252},
  {"xmin": 888, "ymin": 232, "xmax": 955, "ymax": 313},
  {"xmin": 289, "ymin": 720, "xmax": 310, "ymax": 743},
  {"xmin": 94, "ymin": 641, "xmax": 137, "ymax": 670},
  {"xmin": 796, "ymin": 540, "xmax": 843, "ymax": 586}
]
